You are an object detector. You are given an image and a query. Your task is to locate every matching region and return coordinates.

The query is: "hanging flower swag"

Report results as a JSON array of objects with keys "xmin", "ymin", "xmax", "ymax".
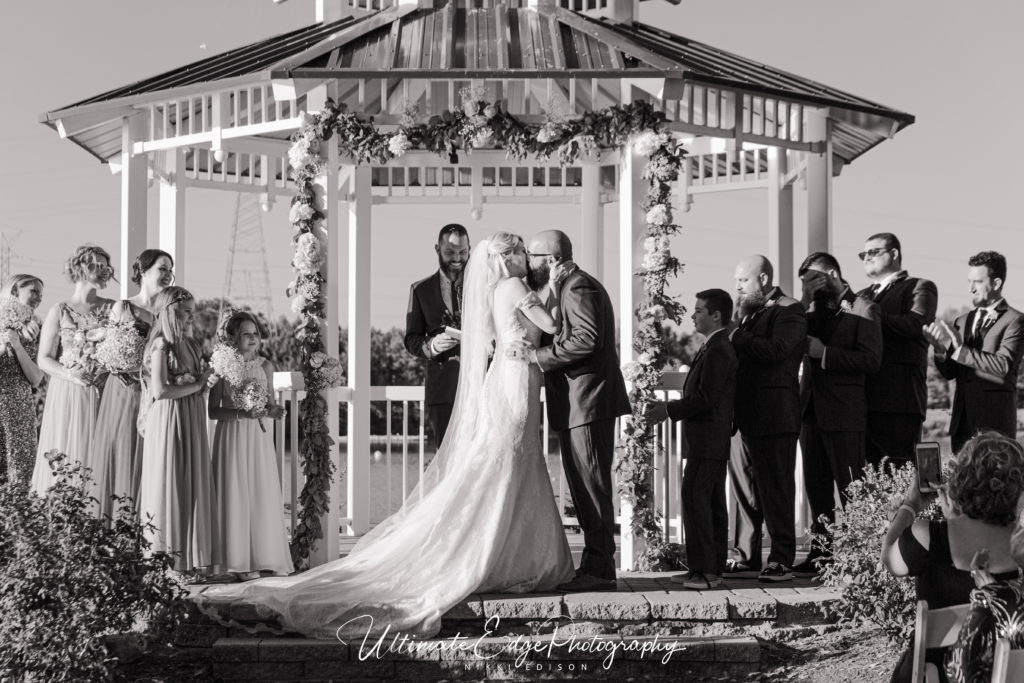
[{"xmin": 287, "ymin": 87, "xmax": 687, "ymax": 570}]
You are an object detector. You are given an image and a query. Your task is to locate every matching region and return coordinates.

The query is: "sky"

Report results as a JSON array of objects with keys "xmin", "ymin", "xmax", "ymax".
[{"xmin": 0, "ymin": 0, "xmax": 1021, "ymax": 335}]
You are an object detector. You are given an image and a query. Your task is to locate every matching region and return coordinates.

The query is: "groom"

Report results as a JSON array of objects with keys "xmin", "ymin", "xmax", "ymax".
[{"xmin": 509, "ymin": 230, "xmax": 631, "ymax": 592}]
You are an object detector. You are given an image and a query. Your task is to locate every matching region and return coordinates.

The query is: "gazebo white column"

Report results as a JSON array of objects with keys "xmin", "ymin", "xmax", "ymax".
[
  {"xmin": 345, "ymin": 165, "xmax": 372, "ymax": 536},
  {"xmin": 767, "ymin": 147, "xmax": 794, "ymax": 295},
  {"xmin": 617, "ymin": 145, "xmax": 646, "ymax": 571},
  {"xmin": 159, "ymin": 148, "xmax": 187, "ymax": 284},
  {"xmin": 579, "ymin": 163, "xmax": 604, "ymax": 281},
  {"xmin": 805, "ymin": 109, "xmax": 833, "ymax": 254},
  {"xmin": 119, "ymin": 115, "xmax": 149, "ymax": 298}
]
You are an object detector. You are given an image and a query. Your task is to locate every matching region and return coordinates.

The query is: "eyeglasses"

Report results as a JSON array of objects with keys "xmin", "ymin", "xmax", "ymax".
[
  {"xmin": 526, "ymin": 251, "xmax": 553, "ymax": 258},
  {"xmin": 857, "ymin": 248, "xmax": 893, "ymax": 261}
]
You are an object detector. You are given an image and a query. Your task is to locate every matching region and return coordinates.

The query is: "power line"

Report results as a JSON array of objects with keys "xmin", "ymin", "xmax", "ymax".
[{"xmin": 222, "ymin": 192, "xmax": 275, "ymax": 324}]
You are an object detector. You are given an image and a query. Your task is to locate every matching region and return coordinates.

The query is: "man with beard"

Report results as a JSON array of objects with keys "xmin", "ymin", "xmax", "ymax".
[
  {"xmin": 856, "ymin": 233, "xmax": 938, "ymax": 468},
  {"xmin": 727, "ymin": 255, "xmax": 806, "ymax": 583},
  {"xmin": 508, "ymin": 230, "xmax": 631, "ymax": 592},
  {"xmin": 924, "ymin": 251, "xmax": 1024, "ymax": 452},
  {"xmin": 797, "ymin": 252, "xmax": 882, "ymax": 570},
  {"xmin": 404, "ymin": 224, "xmax": 470, "ymax": 450}
]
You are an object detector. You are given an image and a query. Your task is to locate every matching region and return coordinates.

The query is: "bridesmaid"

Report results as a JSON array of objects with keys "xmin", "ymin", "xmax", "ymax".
[
  {"xmin": 87, "ymin": 249, "xmax": 174, "ymax": 517},
  {"xmin": 0, "ymin": 274, "xmax": 45, "ymax": 485},
  {"xmin": 30, "ymin": 245, "xmax": 115, "ymax": 494},
  {"xmin": 209, "ymin": 310, "xmax": 292, "ymax": 580},
  {"xmin": 137, "ymin": 286, "xmax": 218, "ymax": 574}
]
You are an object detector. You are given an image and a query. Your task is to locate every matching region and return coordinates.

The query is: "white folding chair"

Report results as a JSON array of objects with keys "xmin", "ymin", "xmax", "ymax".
[
  {"xmin": 912, "ymin": 600, "xmax": 970, "ymax": 683},
  {"xmin": 990, "ymin": 637, "xmax": 1024, "ymax": 683}
]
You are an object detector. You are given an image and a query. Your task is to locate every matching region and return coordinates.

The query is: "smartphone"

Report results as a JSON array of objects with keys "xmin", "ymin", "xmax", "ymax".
[{"xmin": 916, "ymin": 442, "xmax": 942, "ymax": 494}]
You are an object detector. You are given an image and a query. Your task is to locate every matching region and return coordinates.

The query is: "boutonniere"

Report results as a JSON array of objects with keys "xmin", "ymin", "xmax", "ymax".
[{"xmin": 840, "ymin": 298, "xmax": 853, "ymax": 312}]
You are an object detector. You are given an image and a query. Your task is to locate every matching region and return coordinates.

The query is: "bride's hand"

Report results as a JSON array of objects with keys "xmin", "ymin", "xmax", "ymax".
[{"xmin": 549, "ymin": 260, "xmax": 577, "ymax": 292}]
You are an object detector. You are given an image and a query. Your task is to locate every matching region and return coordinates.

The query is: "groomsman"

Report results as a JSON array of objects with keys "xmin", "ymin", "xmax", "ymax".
[
  {"xmin": 856, "ymin": 233, "xmax": 937, "ymax": 468},
  {"xmin": 728, "ymin": 255, "xmax": 806, "ymax": 583},
  {"xmin": 651, "ymin": 290, "xmax": 737, "ymax": 590},
  {"xmin": 924, "ymin": 251, "xmax": 1024, "ymax": 453},
  {"xmin": 404, "ymin": 224, "xmax": 470, "ymax": 450},
  {"xmin": 797, "ymin": 252, "xmax": 882, "ymax": 573}
]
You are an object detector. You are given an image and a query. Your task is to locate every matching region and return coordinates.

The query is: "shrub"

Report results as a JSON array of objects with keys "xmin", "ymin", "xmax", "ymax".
[
  {"xmin": 813, "ymin": 460, "xmax": 940, "ymax": 647},
  {"xmin": 0, "ymin": 453, "xmax": 189, "ymax": 682}
]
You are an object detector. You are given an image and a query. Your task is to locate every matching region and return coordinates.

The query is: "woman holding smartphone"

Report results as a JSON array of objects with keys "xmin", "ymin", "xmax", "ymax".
[{"xmin": 881, "ymin": 431, "xmax": 1024, "ymax": 683}]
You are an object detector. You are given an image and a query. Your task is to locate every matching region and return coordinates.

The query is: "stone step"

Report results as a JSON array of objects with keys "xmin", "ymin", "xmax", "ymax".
[{"xmin": 208, "ymin": 633, "xmax": 761, "ymax": 682}]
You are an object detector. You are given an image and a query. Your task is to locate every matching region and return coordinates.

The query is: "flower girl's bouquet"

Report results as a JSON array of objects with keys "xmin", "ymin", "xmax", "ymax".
[
  {"xmin": 93, "ymin": 319, "xmax": 146, "ymax": 383},
  {"xmin": 210, "ymin": 342, "xmax": 268, "ymax": 431},
  {"xmin": 0, "ymin": 295, "xmax": 33, "ymax": 355}
]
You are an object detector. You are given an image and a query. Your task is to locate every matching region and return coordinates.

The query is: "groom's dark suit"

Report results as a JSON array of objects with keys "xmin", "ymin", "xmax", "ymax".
[{"xmin": 536, "ymin": 269, "xmax": 631, "ymax": 581}]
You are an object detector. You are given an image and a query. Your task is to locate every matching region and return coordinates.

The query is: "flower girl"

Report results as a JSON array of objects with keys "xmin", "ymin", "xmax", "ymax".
[
  {"xmin": 209, "ymin": 309, "xmax": 292, "ymax": 580},
  {"xmin": 137, "ymin": 286, "xmax": 218, "ymax": 573}
]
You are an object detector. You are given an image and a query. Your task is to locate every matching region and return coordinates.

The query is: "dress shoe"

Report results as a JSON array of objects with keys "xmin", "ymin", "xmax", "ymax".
[
  {"xmin": 556, "ymin": 573, "xmax": 617, "ymax": 592},
  {"xmin": 723, "ymin": 558, "xmax": 761, "ymax": 577},
  {"xmin": 671, "ymin": 571, "xmax": 723, "ymax": 590}
]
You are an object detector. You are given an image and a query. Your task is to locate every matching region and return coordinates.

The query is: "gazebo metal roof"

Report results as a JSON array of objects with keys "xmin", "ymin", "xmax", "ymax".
[{"xmin": 41, "ymin": 2, "xmax": 913, "ymax": 165}]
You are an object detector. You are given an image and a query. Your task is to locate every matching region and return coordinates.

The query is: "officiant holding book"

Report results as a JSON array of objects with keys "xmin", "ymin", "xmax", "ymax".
[{"xmin": 404, "ymin": 224, "xmax": 471, "ymax": 450}]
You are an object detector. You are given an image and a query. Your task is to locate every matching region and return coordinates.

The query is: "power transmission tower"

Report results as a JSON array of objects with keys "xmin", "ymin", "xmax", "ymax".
[
  {"xmin": 222, "ymin": 193, "xmax": 275, "ymax": 323},
  {"xmin": 0, "ymin": 232, "xmax": 15, "ymax": 285}
]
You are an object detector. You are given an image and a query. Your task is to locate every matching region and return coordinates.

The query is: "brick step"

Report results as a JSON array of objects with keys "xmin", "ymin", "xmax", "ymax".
[{"xmin": 208, "ymin": 633, "xmax": 761, "ymax": 682}]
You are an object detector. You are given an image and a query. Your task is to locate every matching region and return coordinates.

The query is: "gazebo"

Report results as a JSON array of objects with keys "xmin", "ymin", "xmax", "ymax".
[{"xmin": 40, "ymin": 0, "xmax": 913, "ymax": 568}]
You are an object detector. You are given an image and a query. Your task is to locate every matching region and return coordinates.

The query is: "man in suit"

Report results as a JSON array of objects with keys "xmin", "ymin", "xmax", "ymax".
[
  {"xmin": 924, "ymin": 251, "xmax": 1024, "ymax": 453},
  {"xmin": 797, "ymin": 252, "xmax": 882, "ymax": 572},
  {"xmin": 403, "ymin": 224, "xmax": 470, "ymax": 450},
  {"xmin": 508, "ymin": 229, "xmax": 631, "ymax": 592},
  {"xmin": 856, "ymin": 232, "xmax": 938, "ymax": 468},
  {"xmin": 651, "ymin": 289, "xmax": 737, "ymax": 590},
  {"xmin": 728, "ymin": 255, "xmax": 807, "ymax": 583}
]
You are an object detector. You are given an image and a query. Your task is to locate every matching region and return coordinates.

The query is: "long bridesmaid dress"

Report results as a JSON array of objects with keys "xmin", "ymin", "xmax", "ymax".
[
  {"xmin": 86, "ymin": 300, "xmax": 150, "ymax": 518},
  {"xmin": 31, "ymin": 302, "xmax": 111, "ymax": 494},
  {"xmin": 137, "ymin": 336, "xmax": 218, "ymax": 572},
  {"xmin": 211, "ymin": 359, "xmax": 293, "ymax": 576}
]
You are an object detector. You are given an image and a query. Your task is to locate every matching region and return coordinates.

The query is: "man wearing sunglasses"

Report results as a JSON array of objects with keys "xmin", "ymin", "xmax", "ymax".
[{"xmin": 855, "ymin": 233, "xmax": 937, "ymax": 469}]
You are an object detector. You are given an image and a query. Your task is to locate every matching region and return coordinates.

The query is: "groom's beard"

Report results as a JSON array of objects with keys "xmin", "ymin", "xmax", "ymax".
[{"xmin": 526, "ymin": 262, "xmax": 549, "ymax": 291}]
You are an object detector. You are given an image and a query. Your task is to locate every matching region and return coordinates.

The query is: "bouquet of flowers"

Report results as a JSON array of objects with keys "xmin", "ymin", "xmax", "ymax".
[
  {"xmin": 60, "ymin": 320, "xmax": 107, "ymax": 389},
  {"xmin": 234, "ymin": 377, "xmax": 269, "ymax": 432},
  {"xmin": 93, "ymin": 319, "xmax": 146, "ymax": 378},
  {"xmin": 210, "ymin": 342, "xmax": 269, "ymax": 431},
  {"xmin": 0, "ymin": 295, "xmax": 33, "ymax": 355},
  {"xmin": 209, "ymin": 342, "xmax": 246, "ymax": 386}
]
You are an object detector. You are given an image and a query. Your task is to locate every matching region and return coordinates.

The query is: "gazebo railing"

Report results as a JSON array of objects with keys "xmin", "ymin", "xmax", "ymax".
[{"xmin": 271, "ymin": 371, "xmax": 812, "ymax": 564}]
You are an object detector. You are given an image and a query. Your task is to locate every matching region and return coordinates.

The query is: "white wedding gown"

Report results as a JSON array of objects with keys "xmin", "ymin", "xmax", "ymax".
[{"xmin": 195, "ymin": 250, "xmax": 574, "ymax": 639}]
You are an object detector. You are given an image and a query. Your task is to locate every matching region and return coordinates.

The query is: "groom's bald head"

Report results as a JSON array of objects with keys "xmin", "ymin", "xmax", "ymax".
[{"xmin": 529, "ymin": 230, "xmax": 573, "ymax": 260}]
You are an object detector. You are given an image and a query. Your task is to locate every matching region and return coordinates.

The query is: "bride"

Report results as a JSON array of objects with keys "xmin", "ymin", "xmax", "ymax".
[{"xmin": 195, "ymin": 231, "xmax": 575, "ymax": 639}]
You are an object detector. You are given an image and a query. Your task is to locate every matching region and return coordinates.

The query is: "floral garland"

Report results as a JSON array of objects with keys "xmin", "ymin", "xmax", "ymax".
[{"xmin": 287, "ymin": 90, "xmax": 686, "ymax": 570}]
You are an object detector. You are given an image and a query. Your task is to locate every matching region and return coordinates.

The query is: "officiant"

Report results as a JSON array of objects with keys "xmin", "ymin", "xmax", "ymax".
[{"xmin": 404, "ymin": 224, "xmax": 470, "ymax": 450}]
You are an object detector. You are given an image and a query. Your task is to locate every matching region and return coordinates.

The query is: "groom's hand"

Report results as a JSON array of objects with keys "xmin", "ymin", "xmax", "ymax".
[
  {"xmin": 646, "ymin": 401, "xmax": 669, "ymax": 424},
  {"xmin": 505, "ymin": 340, "xmax": 537, "ymax": 364}
]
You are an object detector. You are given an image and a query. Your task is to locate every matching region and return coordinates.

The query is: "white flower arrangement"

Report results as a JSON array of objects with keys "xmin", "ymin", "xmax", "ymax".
[
  {"xmin": 294, "ymin": 233, "xmax": 324, "ymax": 275},
  {"xmin": 309, "ymin": 351, "xmax": 326, "ymax": 369},
  {"xmin": 388, "ymin": 132, "xmax": 411, "ymax": 158},
  {"xmin": 536, "ymin": 123, "xmax": 561, "ymax": 144},
  {"xmin": 209, "ymin": 342, "xmax": 247, "ymax": 387},
  {"xmin": 0, "ymin": 295, "xmax": 32, "ymax": 332},
  {"xmin": 93, "ymin": 319, "xmax": 145, "ymax": 374},
  {"xmin": 289, "ymin": 202, "xmax": 315, "ymax": 224},
  {"xmin": 633, "ymin": 130, "xmax": 668, "ymax": 157},
  {"xmin": 290, "ymin": 296, "xmax": 305, "ymax": 315},
  {"xmin": 316, "ymin": 356, "xmax": 345, "ymax": 388},
  {"xmin": 622, "ymin": 361, "xmax": 643, "ymax": 382},
  {"xmin": 646, "ymin": 204, "xmax": 671, "ymax": 226}
]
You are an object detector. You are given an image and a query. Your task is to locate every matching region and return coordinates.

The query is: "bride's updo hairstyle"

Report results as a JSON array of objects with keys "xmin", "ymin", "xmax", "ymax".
[
  {"xmin": 485, "ymin": 231, "xmax": 523, "ymax": 288},
  {"xmin": 63, "ymin": 244, "xmax": 114, "ymax": 285}
]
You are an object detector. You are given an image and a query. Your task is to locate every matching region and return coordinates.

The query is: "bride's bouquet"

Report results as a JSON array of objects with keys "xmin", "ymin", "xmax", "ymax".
[
  {"xmin": 210, "ymin": 342, "xmax": 268, "ymax": 432},
  {"xmin": 93, "ymin": 319, "xmax": 146, "ymax": 379},
  {"xmin": 0, "ymin": 295, "xmax": 33, "ymax": 356}
]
